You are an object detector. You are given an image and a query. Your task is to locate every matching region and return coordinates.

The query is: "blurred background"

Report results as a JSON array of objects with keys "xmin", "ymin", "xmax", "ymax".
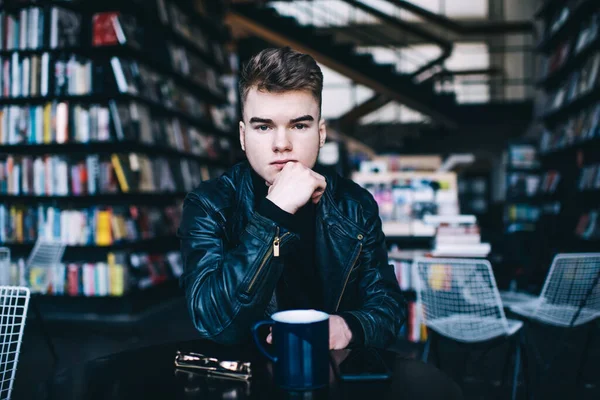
[{"xmin": 0, "ymin": 0, "xmax": 598, "ymax": 398}]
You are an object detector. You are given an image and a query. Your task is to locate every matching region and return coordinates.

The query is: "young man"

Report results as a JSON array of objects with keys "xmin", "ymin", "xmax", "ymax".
[{"xmin": 178, "ymin": 47, "xmax": 405, "ymax": 349}]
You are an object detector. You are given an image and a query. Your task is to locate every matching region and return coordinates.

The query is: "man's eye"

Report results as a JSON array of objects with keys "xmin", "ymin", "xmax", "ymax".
[
  {"xmin": 293, "ymin": 123, "xmax": 308, "ymax": 130},
  {"xmin": 257, "ymin": 125, "xmax": 270, "ymax": 132}
]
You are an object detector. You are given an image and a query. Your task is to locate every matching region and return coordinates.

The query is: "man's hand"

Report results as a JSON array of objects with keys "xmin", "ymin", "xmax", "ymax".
[
  {"xmin": 329, "ymin": 315, "xmax": 353, "ymax": 350},
  {"xmin": 266, "ymin": 162, "xmax": 326, "ymax": 214}
]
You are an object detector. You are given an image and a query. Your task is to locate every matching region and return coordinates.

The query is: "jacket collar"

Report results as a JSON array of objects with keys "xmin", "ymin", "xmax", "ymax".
[{"xmin": 235, "ymin": 161, "xmax": 365, "ymax": 241}]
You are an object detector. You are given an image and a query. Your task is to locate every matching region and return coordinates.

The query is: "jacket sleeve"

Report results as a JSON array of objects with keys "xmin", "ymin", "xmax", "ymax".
[
  {"xmin": 339, "ymin": 212, "xmax": 407, "ymax": 349},
  {"xmin": 177, "ymin": 192, "xmax": 296, "ymax": 345}
]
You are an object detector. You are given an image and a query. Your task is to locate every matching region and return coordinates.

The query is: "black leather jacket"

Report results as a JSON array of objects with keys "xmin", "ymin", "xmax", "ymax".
[{"xmin": 177, "ymin": 161, "xmax": 406, "ymax": 348}]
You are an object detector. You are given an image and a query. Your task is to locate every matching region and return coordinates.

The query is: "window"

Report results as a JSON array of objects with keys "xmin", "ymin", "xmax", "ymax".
[
  {"xmin": 360, "ymin": 102, "xmax": 429, "ymax": 124},
  {"xmin": 320, "ymin": 64, "xmax": 376, "ymax": 120}
]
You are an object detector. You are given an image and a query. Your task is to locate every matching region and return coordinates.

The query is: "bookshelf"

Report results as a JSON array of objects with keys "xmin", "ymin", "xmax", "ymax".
[
  {"xmin": 0, "ymin": 0, "xmax": 235, "ymax": 317},
  {"xmin": 503, "ymin": 141, "xmax": 541, "ymax": 234},
  {"xmin": 351, "ymin": 171, "xmax": 459, "ymax": 240},
  {"xmin": 532, "ymin": 0, "xmax": 600, "ymax": 286}
]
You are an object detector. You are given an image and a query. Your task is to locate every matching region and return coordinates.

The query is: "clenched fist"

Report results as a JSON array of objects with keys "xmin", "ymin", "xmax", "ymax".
[{"xmin": 266, "ymin": 162, "xmax": 326, "ymax": 214}]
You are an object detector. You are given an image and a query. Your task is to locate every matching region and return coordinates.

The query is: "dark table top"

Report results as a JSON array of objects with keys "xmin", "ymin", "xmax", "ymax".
[{"xmin": 43, "ymin": 340, "xmax": 463, "ymax": 400}]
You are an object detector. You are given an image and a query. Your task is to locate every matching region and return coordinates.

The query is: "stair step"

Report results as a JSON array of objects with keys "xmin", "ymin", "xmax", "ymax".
[
  {"xmin": 313, "ymin": 32, "xmax": 335, "ymax": 43},
  {"xmin": 264, "ymin": 7, "xmax": 280, "ymax": 17},
  {"xmin": 277, "ymin": 15, "xmax": 300, "ymax": 26},
  {"xmin": 377, "ymin": 63, "xmax": 398, "ymax": 74},
  {"xmin": 335, "ymin": 43, "xmax": 355, "ymax": 55},
  {"xmin": 354, "ymin": 53, "xmax": 375, "ymax": 65},
  {"xmin": 233, "ymin": 3, "xmax": 458, "ymax": 126},
  {"xmin": 419, "ymin": 80, "xmax": 435, "ymax": 92}
]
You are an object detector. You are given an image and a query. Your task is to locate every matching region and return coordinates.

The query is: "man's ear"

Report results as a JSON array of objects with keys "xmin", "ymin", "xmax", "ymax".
[
  {"xmin": 319, "ymin": 118, "xmax": 327, "ymax": 148},
  {"xmin": 239, "ymin": 121, "xmax": 246, "ymax": 152}
]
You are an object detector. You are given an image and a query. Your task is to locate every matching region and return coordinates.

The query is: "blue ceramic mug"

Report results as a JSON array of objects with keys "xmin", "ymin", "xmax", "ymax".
[{"xmin": 252, "ymin": 309, "xmax": 330, "ymax": 390}]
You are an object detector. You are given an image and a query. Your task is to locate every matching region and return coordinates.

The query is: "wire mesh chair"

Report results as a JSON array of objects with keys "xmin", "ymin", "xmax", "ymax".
[
  {"xmin": 414, "ymin": 257, "xmax": 523, "ymax": 343},
  {"xmin": 0, "ymin": 286, "xmax": 30, "ymax": 400},
  {"xmin": 510, "ymin": 253, "xmax": 600, "ymax": 327},
  {"xmin": 414, "ymin": 257, "xmax": 523, "ymax": 400},
  {"xmin": 25, "ymin": 240, "xmax": 66, "ymax": 291}
]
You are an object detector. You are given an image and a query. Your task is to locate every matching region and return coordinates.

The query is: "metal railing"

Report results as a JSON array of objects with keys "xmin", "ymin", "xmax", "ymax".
[
  {"xmin": 265, "ymin": 0, "xmax": 535, "ymax": 124},
  {"xmin": 269, "ymin": 0, "xmax": 450, "ymax": 80}
]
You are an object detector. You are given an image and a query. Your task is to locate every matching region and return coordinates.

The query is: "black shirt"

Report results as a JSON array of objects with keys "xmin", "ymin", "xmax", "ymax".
[
  {"xmin": 251, "ymin": 170, "xmax": 323, "ymax": 310},
  {"xmin": 251, "ymin": 169, "xmax": 364, "ymax": 345}
]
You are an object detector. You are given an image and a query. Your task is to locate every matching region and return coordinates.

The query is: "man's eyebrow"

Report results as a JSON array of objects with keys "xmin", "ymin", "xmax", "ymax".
[
  {"xmin": 249, "ymin": 117, "xmax": 273, "ymax": 124},
  {"xmin": 290, "ymin": 115, "xmax": 314, "ymax": 123}
]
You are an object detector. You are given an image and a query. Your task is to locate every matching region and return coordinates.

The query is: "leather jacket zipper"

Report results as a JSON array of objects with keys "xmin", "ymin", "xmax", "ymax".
[
  {"xmin": 245, "ymin": 227, "xmax": 290, "ymax": 294},
  {"xmin": 335, "ymin": 243, "xmax": 362, "ymax": 312}
]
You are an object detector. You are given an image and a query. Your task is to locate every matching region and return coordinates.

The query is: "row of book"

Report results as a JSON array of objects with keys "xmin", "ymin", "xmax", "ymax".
[
  {"xmin": 92, "ymin": 10, "xmax": 224, "ymax": 96},
  {"xmin": 540, "ymin": 102, "xmax": 600, "ymax": 153},
  {"xmin": 574, "ymin": 12, "xmax": 599, "ymax": 56},
  {"xmin": 540, "ymin": 12, "xmax": 598, "ymax": 79},
  {"xmin": 506, "ymin": 172, "xmax": 540, "ymax": 199},
  {"xmin": 0, "ymin": 154, "xmax": 222, "ymax": 196},
  {"xmin": 5, "ymin": 256, "xmax": 127, "ymax": 297},
  {"xmin": 110, "ymin": 55, "xmax": 221, "ymax": 117},
  {"xmin": 0, "ymin": 6, "xmax": 80, "ymax": 51},
  {"xmin": 92, "ymin": 1, "xmax": 228, "ymax": 68},
  {"xmin": 544, "ymin": 51, "xmax": 599, "ymax": 115},
  {"xmin": 575, "ymin": 209, "xmax": 600, "ymax": 240},
  {"xmin": 0, "ymin": 1, "xmax": 227, "ymax": 71},
  {"xmin": 540, "ymin": 1, "xmax": 570, "ymax": 42},
  {"xmin": 505, "ymin": 204, "xmax": 541, "ymax": 223},
  {"xmin": 0, "ymin": 51, "xmax": 223, "ymax": 124},
  {"xmin": 389, "ymin": 258, "xmax": 427, "ymax": 342},
  {"xmin": 579, "ymin": 163, "xmax": 600, "ymax": 191},
  {"xmin": 0, "ymin": 100, "xmax": 232, "ymax": 159},
  {"xmin": 541, "ymin": 39, "xmax": 570, "ymax": 80},
  {"xmin": 3, "ymin": 250, "xmax": 184, "ymax": 296},
  {"xmin": 539, "ymin": 170, "xmax": 561, "ymax": 194},
  {"xmin": 166, "ymin": 40, "xmax": 220, "ymax": 94},
  {"xmin": 109, "ymin": 100, "xmax": 231, "ymax": 157},
  {"xmin": 0, "ymin": 203, "xmax": 182, "ymax": 246},
  {"xmin": 361, "ymin": 179, "xmax": 459, "ymax": 223},
  {"xmin": 1, "ymin": 102, "xmax": 110, "ymax": 144},
  {"xmin": 392, "ymin": 259, "xmax": 414, "ymax": 292},
  {"xmin": 155, "ymin": 0, "xmax": 227, "ymax": 67},
  {"xmin": 399, "ymin": 302, "xmax": 427, "ymax": 343},
  {"xmin": 507, "ymin": 143, "xmax": 539, "ymax": 169},
  {"xmin": 1, "ymin": 52, "xmax": 94, "ymax": 98}
]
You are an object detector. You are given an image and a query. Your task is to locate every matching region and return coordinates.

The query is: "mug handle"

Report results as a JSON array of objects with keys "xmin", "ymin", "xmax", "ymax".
[{"xmin": 252, "ymin": 320, "xmax": 277, "ymax": 363}]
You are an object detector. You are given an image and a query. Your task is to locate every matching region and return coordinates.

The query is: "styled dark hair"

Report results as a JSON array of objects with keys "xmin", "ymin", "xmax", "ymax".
[{"xmin": 239, "ymin": 46, "xmax": 323, "ymax": 116}]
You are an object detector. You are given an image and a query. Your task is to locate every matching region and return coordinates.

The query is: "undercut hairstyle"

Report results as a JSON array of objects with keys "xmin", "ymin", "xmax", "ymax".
[{"xmin": 239, "ymin": 46, "xmax": 324, "ymax": 117}]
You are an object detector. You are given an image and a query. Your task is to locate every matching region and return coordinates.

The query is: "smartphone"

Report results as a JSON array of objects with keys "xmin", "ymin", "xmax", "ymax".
[{"xmin": 331, "ymin": 348, "xmax": 392, "ymax": 382}]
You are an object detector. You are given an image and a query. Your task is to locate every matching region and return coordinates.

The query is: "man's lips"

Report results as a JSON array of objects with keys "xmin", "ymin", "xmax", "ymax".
[{"xmin": 270, "ymin": 160, "xmax": 295, "ymax": 165}]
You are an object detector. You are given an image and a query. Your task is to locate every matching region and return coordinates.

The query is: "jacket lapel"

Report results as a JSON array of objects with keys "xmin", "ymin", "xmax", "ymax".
[{"xmin": 315, "ymin": 173, "xmax": 364, "ymax": 313}]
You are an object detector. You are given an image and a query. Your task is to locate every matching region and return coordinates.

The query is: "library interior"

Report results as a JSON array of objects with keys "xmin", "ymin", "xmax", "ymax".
[{"xmin": 0, "ymin": 0, "xmax": 598, "ymax": 399}]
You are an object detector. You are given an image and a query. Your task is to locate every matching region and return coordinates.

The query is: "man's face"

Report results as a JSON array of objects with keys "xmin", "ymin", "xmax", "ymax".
[{"xmin": 239, "ymin": 88, "xmax": 326, "ymax": 185}]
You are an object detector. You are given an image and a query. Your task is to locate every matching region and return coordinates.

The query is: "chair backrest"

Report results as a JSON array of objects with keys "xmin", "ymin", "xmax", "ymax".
[
  {"xmin": 0, "ymin": 286, "xmax": 30, "ymax": 400},
  {"xmin": 534, "ymin": 253, "xmax": 600, "ymax": 327},
  {"xmin": 414, "ymin": 257, "xmax": 510, "ymax": 342},
  {"xmin": 25, "ymin": 239, "xmax": 65, "ymax": 294},
  {"xmin": 0, "ymin": 249, "xmax": 10, "ymax": 287}
]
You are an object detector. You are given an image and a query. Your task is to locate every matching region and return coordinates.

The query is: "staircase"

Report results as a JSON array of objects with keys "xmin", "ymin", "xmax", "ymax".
[{"xmin": 227, "ymin": 2, "xmax": 459, "ymax": 129}]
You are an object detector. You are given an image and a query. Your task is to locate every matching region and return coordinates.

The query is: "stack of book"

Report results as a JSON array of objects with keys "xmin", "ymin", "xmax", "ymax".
[{"xmin": 426, "ymin": 215, "xmax": 491, "ymax": 258}]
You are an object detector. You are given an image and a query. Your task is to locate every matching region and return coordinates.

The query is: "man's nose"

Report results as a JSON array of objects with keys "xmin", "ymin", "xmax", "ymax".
[{"xmin": 272, "ymin": 128, "xmax": 292, "ymax": 152}]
